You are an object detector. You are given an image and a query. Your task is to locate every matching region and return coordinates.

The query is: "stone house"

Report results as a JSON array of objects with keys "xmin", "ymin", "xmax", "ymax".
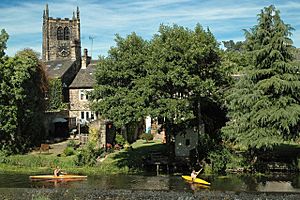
[{"xmin": 69, "ymin": 49, "xmax": 97, "ymax": 131}]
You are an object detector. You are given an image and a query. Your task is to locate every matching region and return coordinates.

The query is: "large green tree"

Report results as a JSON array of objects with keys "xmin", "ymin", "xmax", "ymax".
[
  {"xmin": 146, "ymin": 24, "xmax": 228, "ymax": 143},
  {"xmin": 92, "ymin": 26, "xmax": 228, "ymax": 145},
  {"xmin": 222, "ymin": 5, "xmax": 300, "ymax": 149},
  {"xmin": 91, "ymin": 33, "xmax": 149, "ymax": 142},
  {"xmin": 221, "ymin": 40, "xmax": 249, "ymax": 77},
  {"xmin": 0, "ymin": 38, "xmax": 47, "ymax": 154}
]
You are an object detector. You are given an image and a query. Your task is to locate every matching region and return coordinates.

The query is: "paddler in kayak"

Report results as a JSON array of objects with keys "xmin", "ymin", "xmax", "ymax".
[
  {"xmin": 191, "ymin": 168, "xmax": 202, "ymax": 182},
  {"xmin": 54, "ymin": 166, "xmax": 64, "ymax": 177}
]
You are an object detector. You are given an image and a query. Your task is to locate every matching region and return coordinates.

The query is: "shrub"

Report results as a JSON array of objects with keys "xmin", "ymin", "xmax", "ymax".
[
  {"xmin": 75, "ymin": 142, "xmax": 105, "ymax": 166},
  {"xmin": 89, "ymin": 127, "xmax": 99, "ymax": 143},
  {"xmin": 208, "ymin": 147, "xmax": 232, "ymax": 174},
  {"xmin": 67, "ymin": 140, "xmax": 77, "ymax": 149},
  {"xmin": 63, "ymin": 147, "xmax": 75, "ymax": 156},
  {"xmin": 140, "ymin": 133, "xmax": 153, "ymax": 142},
  {"xmin": 115, "ymin": 134, "xmax": 126, "ymax": 146}
]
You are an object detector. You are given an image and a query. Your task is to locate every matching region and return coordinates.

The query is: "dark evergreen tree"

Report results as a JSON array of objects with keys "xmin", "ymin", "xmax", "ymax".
[{"xmin": 222, "ymin": 5, "xmax": 300, "ymax": 149}]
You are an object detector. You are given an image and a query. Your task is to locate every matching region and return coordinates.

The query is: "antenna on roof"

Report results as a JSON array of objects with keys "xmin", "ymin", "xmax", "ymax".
[{"xmin": 89, "ymin": 35, "xmax": 95, "ymax": 59}]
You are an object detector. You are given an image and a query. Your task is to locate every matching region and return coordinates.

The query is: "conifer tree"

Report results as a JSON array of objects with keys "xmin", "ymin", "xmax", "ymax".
[{"xmin": 222, "ymin": 5, "xmax": 300, "ymax": 149}]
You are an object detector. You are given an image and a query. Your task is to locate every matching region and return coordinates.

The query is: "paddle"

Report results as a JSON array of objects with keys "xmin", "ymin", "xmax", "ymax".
[{"xmin": 195, "ymin": 168, "xmax": 202, "ymax": 177}]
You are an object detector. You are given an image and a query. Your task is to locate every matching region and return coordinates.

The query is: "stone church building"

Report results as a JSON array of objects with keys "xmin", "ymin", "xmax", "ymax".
[{"xmin": 42, "ymin": 4, "xmax": 102, "ymax": 142}]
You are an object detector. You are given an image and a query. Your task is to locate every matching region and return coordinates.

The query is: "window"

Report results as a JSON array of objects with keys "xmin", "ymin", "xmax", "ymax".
[
  {"xmin": 80, "ymin": 90, "xmax": 85, "ymax": 100},
  {"xmin": 64, "ymin": 27, "xmax": 70, "ymax": 40},
  {"xmin": 79, "ymin": 89, "xmax": 93, "ymax": 101},
  {"xmin": 57, "ymin": 27, "xmax": 64, "ymax": 40},
  {"xmin": 80, "ymin": 111, "xmax": 96, "ymax": 121}
]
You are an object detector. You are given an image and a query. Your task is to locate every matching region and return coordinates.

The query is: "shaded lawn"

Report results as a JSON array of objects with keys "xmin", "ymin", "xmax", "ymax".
[{"xmin": 103, "ymin": 139, "xmax": 168, "ymax": 173}]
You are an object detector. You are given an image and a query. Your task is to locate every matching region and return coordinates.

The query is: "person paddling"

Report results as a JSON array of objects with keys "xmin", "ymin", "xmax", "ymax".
[
  {"xmin": 191, "ymin": 168, "xmax": 202, "ymax": 182},
  {"xmin": 54, "ymin": 166, "xmax": 64, "ymax": 177}
]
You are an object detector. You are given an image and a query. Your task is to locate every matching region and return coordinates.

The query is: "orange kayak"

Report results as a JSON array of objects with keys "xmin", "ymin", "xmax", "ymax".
[{"xmin": 30, "ymin": 175, "xmax": 87, "ymax": 180}]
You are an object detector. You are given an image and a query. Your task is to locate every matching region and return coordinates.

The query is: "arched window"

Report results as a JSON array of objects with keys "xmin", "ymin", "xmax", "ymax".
[
  {"xmin": 64, "ymin": 27, "xmax": 70, "ymax": 40},
  {"xmin": 57, "ymin": 27, "xmax": 63, "ymax": 40}
]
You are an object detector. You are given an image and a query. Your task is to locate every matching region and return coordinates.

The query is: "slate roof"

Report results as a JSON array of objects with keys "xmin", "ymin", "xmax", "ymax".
[
  {"xmin": 44, "ymin": 59, "xmax": 75, "ymax": 79},
  {"xmin": 69, "ymin": 62, "xmax": 97, "ymax": 88}
]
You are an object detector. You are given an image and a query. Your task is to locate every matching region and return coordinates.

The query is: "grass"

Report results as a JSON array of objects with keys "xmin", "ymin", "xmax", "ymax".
[{"xmin": 0, "ymin": 139, "xmax": 168, "ymax": 175}]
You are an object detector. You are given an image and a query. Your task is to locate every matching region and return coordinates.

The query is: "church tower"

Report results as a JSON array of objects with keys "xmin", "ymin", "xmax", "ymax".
[{"xmin": 42, "ymin": 4, "xmax": 81, "ymax": 62}]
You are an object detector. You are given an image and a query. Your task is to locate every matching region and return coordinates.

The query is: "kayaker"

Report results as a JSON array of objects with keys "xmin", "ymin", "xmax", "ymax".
[
  {"xmin": 191, "ymin": 168, "xmax": 202, "ymax": 181},
  {"xmin": 191, "ymin": 170, "xmax": 198, "ymax": 181},
  {"xmin": 54, "ymin": 166, "xmax": 61, "ymax": 177}
]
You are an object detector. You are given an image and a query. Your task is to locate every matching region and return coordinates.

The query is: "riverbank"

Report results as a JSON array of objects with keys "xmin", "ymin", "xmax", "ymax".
[
  {"xmin": 0, "ymin": 188, "xmax": 299, "ymax": 200},
  {"xmin": 0, "ymin": 139, "xmax": 167, "ymax": 175}
]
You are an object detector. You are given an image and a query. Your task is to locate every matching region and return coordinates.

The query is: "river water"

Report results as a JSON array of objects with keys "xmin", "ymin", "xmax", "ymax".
[{"xmin": 1, "ymin": 173, "xmax": 300, "ymax": 193}]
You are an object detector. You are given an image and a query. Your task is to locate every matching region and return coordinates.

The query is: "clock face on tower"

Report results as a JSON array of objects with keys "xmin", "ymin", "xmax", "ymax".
[{"xmin": 57, "ymin": 44, "xmax": 70, "ymax": 57}]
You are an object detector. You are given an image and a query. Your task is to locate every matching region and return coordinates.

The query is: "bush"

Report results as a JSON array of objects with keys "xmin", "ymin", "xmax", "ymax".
[
  {"xmin": 140, "ymin": 133, "xmax": 153, "ymax": 142},
  {"xmin": 208, "ymin": 147, "xmax": 232, "ymax": 174},
  {"xmin": 75, "ymin": 142, "xmax": 105, "ymax": 166},
  {"xmin": 67, "ymin": 140, "xmax": 77, "ymax": 148},
  {"xmin": 89, "ymin": 127, "xmax": 99, "ymax": 143},
  {"xmin": 63, "ymin": 147, "xmax": 75, "ymax": 156},
  {"xmin": 115, "ymin": 134, "xmax": 126, "ymax": 146}
]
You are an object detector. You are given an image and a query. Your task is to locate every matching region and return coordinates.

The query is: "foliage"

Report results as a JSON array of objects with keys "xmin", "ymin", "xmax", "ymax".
[
  {"xmin": 207, "ymin": 147, "xmax": 232, "ymax": 173},
  {"xmin": 0, "ymin": 46, "xmax": 48, "ymax": 154},
  {"xmin": 63, "ymin": 146, "xmax": 75, "ymax": 156},
  {"xmin": 221, "ymin": 40, "xmax": 249, "ymax": 76},
  {"xmin": 88, "ymin": 127, "xmax": 99, "ymax": 143},
  {"xmin": 140, "ymin": 133, "xmax": 153, "ymax": 142},
  {"xmin": 145, "ymin": 24, "xmax": 229, "ymax": 142},
  {"xmin": 75, "ymin": 142, "xmax": 105, "ymax": 166},
  {"xmin": 47, "ymin": 78, "xmax": 66, "ymax": 110},
  {"xmin": 222, "ymin": 5, "xmax": 300, "ymax": 150},
  {"xmin": 67, "ymin": 139, "xmax": 77, "ymax": 148},
  {"xmin": 115, "ymin": 134, "xmax": 126, "ymax": 146},
  {"xmin": 91, "ymin": 33, "xmax": 148, "ymax": 127},
  {"xmin": 0, "ymin": 29, "xmax": 9, "ymax": 58},
  {"xmin": 91, "ymin": 33, "xmax": 149, "ymax": 142}
]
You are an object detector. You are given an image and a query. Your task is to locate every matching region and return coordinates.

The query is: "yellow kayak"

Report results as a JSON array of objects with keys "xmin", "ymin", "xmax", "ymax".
[
  {"xmin": 181, "ymin": 175, "xmax": 211, "ymax": 185},
  {"xmin": 30, "ymin": 175, "xmax": 87, "ymax": 180}
]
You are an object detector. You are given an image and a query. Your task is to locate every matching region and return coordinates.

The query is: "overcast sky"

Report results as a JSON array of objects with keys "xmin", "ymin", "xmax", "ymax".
[{"xmin": 1, "ymin": 0, "xmax": 300, "ymax": 59}]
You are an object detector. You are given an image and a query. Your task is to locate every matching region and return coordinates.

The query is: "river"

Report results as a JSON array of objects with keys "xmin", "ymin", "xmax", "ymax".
[{"xmin": 1, "ymin": 172, "xmax": 300, "ymax": 193}]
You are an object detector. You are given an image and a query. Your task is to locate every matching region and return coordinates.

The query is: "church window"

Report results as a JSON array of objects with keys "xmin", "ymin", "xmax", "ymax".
[
  {"xmin": 57, "ymin": 27, "xmax": 64, "ymax": 40},
  {"xmin": 64, "ymin": 27, "xmax": 70, "ymax": 40}
]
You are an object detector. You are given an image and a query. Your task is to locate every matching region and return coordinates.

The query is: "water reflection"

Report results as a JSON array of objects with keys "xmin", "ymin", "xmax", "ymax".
[{"xmin": 0, "ymin": 173, "xmax": 300, "ymax": 193}]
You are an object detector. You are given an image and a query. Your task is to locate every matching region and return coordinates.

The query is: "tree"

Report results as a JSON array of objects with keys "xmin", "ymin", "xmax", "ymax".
[
  {"xmin": 221, "ymin": 40, "xmax": 249, "ymax": 76},
  {"xmin": 47, "ymin": 78, "xmax": 66, "ymax": 110},
  {"xmin": 222, "ymin": 5, "xmax": 300, "ymax": 149},
  {"xmin": 146, "ymin": 24, "xmax": 228, "ymax": 145},
  {"xmin": 0, "ymin": 29, "xmax": 9, "ymax": 58},
  {"xmin": 91, "ymin": 33, "xmax": 149, "ymax": 142},
  {"xmin": 0, "ymin": 46, "xmax": 47, "ymax": 154}
]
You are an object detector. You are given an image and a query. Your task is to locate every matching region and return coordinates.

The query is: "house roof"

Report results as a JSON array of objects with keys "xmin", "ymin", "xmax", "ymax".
[
  {"xmin": 44, "ymin": 59, "xmax": 75, "ymax": 79},
  {"xmin": 69, "ymin": 64, "xmax": 97, "ymax": 88}
]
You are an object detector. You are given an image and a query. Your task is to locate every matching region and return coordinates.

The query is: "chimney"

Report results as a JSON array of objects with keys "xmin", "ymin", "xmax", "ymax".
[{"xmin": 81, "ymin": 48, "xmax": 91, "ymax": 69}]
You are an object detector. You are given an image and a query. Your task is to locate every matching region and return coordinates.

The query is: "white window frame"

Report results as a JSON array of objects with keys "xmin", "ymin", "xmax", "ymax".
[
  {"xmin": 80, "ymin": 111, "xmax": 96, "ymax": 121},
  {"xmin": 79, "ymin": 89, "xmax": 93, "ymax": 101}
]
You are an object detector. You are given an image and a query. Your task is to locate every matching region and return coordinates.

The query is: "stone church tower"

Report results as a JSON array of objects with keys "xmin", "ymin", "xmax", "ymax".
[{"xmin": 42, "ymin": 4, "xmax": 81, "ymax": 62}]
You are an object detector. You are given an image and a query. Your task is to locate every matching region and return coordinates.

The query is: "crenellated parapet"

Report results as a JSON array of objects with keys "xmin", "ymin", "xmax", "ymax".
[{"xmin": 42, "ymin": 4, "xmax": 81, "ymax": 62}]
